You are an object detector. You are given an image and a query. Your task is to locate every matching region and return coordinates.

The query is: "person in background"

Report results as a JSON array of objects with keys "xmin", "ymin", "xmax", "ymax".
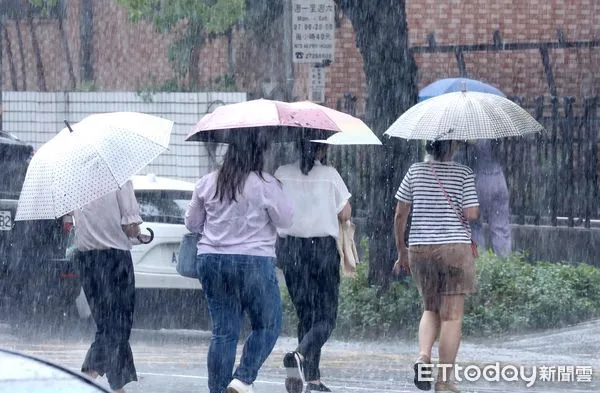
[
  {"xmin": 73, "ymin": 179, "xmax": 145, "ymax": 393},
  {"xmin": 393, "ymin": 140, "xmax": 479, "ymax": 393},
  {"xmin": 185, "ymin": 131, "xmax": 294, "ymax": 393},
  {"xmin": 275, "ymin": 139, "xmax": 352, "ymax": 393},
  {"xmin": 454, "ymin": 139, "xmax": 511, "ymax": 257}
]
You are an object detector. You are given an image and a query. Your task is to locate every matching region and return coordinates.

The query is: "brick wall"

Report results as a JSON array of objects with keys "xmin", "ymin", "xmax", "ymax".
[
  {"xmin": 92, "ymin": 0, "xmax": 174, "ymax": 90},
  {"xmin": 3, "ymin": 19, "xmax": 67, "ymax": 91},
  {"xmin": 406, "ymin": 0, "xmax": 600, "ymax": 98},
  {"xmin": 1, "ymin": 0, "xmax": 599, "ymax": 108}
]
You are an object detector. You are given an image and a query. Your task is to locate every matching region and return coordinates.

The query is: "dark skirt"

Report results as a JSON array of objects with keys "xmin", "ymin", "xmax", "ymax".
[
  {"xmin": 276, "ymin": 236, "xmax": 340, "ymax": 381},
  {"xmin": 75, "ymin": 248, "xmax": 137, "ymax": 390}
]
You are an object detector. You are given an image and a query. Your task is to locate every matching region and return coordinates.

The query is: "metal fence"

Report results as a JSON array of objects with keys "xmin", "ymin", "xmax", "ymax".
[
  {"xmin": 2, "ymin": 91, "xmax": 246, "ymax": 183},
  {"xmin": 5, "ymin": 91, "xmax": 598, "ymax": 227},
  {"xmin": 329, "ymin": 95, "xmax": 600, "ymax": 227},
  {"xmin": 501, "ymin": 95, "xmax": 599, "ymax": 227}
]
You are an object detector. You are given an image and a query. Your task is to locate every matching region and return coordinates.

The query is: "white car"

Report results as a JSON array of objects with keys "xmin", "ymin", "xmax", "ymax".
[{"xmin": 131, "ymin": 174, "xmax": 200, "ymax": 290}]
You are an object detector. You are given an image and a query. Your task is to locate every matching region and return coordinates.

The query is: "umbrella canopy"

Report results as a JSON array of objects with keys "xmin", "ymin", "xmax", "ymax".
[
  {"xmin": 418, "ymin": 77, "xmax": 505, "ymax": 101},
  {"xmin": 383, "ymin": 91, "xmax": 544, "ymax": 141},
  {"xmin": 185, "ymin": 98, "xmax": 381, "ymax": 145},
  {"xmin": 16, "ymin": 112, "xmax": 174, "ymax": 221}
]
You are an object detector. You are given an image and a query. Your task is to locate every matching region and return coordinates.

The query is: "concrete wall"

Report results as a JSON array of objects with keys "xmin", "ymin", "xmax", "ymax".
[
  {"xmin": 512, "ymin": 225, "xmax": 600, "ymax": 267},
  {"xmin": 2, "ymin": 91, "xmax": 246, "ymax": 182},
  {"xmin": 352, "ymin": 217, "xmax": 600, "ymax": 268}
]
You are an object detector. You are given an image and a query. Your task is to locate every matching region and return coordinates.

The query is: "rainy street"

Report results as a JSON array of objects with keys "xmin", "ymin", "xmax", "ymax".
[
  {"xmin": 1, "ymin": 1, "xmax": 600, "ymax": 393},
  {"xmin": 0, "ymin": 318, "xmax": 598, "ymax": 393}
]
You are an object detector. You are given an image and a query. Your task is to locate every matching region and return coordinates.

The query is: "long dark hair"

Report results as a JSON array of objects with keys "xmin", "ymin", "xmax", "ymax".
[
  {"xmin": 298, "ymin": 138, "xmax": 328, "ymax": 175},
  {"xmin": 214, "ymin": 130, "xmax": 269, "ymax": 202}
]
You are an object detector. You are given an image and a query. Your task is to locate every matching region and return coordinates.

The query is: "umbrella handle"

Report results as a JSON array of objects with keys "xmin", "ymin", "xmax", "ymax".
[
  {"xmin": 137, "ymin": 227, "xmax": 154, "ymax": 244},
  {"xmin": 64, "ymin": 120, "xmax": 74, "ymax": 133}
]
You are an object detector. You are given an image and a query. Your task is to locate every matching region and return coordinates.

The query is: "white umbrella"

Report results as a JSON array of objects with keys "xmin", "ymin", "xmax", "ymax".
[
  {"xmin": 310, "ymin": 130, "xmax": 382, "ymax": 145},
  {"xmin": 16, "ymin": 112, "xmax": 174, "ymax": 221},
  {"xmin": 383, "ymin": 91, "xmax": 545, "ymax": 141}
]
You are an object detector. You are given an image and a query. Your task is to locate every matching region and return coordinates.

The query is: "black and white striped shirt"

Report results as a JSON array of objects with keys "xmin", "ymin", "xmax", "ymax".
[{"xmin": 395, "ymin": 161, "xmax": 479, "ymax": 245}]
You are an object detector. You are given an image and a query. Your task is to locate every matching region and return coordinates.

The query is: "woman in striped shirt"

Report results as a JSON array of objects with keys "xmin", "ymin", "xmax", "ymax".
[{"xmin": 393, "ymin": 140, "xmax": 480, "ymax": 393}]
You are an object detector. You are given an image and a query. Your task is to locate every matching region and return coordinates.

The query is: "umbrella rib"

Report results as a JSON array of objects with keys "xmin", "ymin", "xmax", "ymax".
[
  {"xmin": 92, "ymin": 131, "xmax": 169, "ymax": 187},
  {"xmin": 50, "ymin": 156, "xmax": 58, "ymax": 219},
  {"xmin": 317, "ymin": 104, "xmax": 363, "ymax": 134}
]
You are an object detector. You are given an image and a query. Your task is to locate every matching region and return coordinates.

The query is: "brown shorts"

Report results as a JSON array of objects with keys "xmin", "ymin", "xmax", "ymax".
[{"xmin": 409, "ymin": 243, "xmax": 477, "ymax": 312}]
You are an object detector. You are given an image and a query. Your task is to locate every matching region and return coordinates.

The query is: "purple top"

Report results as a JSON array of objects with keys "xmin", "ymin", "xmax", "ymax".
[
  {"xmin": 185, "ymin": 171, "xmax": 294, "ymax": 257},
  {"xmin": 464, "ymin": 140, "xmax": 504, "ymax": 175}
]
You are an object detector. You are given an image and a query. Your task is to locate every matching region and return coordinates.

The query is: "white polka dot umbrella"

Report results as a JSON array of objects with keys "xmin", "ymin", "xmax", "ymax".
[{"xmin": 15, "ymin": 112, "xmax": 173, "ymax": 221}]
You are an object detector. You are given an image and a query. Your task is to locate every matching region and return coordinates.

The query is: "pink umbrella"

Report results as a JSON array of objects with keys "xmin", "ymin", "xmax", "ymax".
[{"xmin": 185, "ymin": 99, "xmax": 381, "ymax": 145}]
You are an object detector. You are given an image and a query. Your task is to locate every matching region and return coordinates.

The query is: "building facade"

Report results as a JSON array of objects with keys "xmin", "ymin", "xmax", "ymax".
[{"xmin": 1, "ymin": 0, "xmax": 599, "ymax": 114}]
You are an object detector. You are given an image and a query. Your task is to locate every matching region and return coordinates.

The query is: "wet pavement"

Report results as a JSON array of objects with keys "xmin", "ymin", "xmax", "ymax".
[{"xmin": 0, "ymin": 319, "xmax": 597, "ymax": 392}]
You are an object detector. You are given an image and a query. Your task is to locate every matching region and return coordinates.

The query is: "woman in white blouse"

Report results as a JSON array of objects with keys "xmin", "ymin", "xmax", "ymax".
[
  {"xmin": 275, "ymin": 139, "xmax": 351, "ymax": 393},
  {"xmin": 73, "ymin": 180, "xmax": 144, "ymax": 393}
]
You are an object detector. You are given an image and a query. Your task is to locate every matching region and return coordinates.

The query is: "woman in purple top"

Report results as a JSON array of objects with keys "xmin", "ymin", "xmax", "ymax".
[
  {"xmin": 185, "ymin": 131, "xmax": 294, "ymax": 393},
  {"xmin": 454, "ymin": 139, "xmax": 512, "ymax": 256}
]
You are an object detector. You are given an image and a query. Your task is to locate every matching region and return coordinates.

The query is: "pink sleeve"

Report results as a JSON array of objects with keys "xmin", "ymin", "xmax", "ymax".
[
  {"xmin": 263, "ymin": 177, "xmax": 294, "ymax": 229},
  {"xmin": 185, "ymin": 180, "xmax": 206, "ymax": 234}
]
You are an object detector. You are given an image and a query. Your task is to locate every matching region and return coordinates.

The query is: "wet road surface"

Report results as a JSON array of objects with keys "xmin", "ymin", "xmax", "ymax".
[{"xmin": 0, "ymin": 319, "xmax": 597, "ymax": 392}]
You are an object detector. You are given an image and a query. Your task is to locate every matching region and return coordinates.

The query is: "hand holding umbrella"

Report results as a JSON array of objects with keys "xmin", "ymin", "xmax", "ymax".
[{"xmin": 129, "ymin": 227, "xmax": 154, "ymax": 245}]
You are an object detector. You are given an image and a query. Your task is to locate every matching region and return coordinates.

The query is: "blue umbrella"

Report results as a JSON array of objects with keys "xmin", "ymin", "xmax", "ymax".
[{"xmin": 418, "ymin": 77, "xmax": 505, "ymax": 102}]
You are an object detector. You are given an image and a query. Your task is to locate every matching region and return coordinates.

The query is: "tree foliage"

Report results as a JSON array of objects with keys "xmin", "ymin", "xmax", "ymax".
[
  {"xmin": 2, "ymin": 0, "xmax": 58, "ymax": 19},
  {"xmin": 282, "ymin": 252, "xmax": 600, "ymax": 339},
  {"xmin": 27, "ymin": 0, "xmax": 56, "ymax": 6},
  {"xmin": 118, "ymin": 0, "xmax": 246, "ymax": 84},
  {"xmin": 120, "ymin": 0, "xmax": 245, "ymax": 34},
  {"xmin": 27, "ymin": 0, "xmax": 57, "ymax": 9}
]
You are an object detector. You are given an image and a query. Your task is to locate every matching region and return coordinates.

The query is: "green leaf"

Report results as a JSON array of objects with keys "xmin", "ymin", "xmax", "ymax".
[{"xmin": 117, "ymin": 0, "xmax": 246, "ymax": 82}]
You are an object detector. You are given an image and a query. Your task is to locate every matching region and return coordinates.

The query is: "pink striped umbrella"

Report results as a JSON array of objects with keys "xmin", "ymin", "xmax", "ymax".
[{"xmin": 185, "ymin": 99, "xmax": 381, "ymax": 145}]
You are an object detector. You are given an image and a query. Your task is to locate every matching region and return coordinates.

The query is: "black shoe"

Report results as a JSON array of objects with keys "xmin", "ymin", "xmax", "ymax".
[
  {"xmin": 284, "ymin": 351, "xmax": 305, "ymax": 393},
  {"xmin": 413, "ymin": 355, "xmax": 433, "ymax": 391},
  {"xmin": 305, "ymin": 382, "xmax": 332, "ymax": 392}
]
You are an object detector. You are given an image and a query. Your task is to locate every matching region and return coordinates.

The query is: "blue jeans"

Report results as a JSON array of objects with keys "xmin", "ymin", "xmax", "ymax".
[{"xmin": 197, "ymin": 253, "xmax": 282, "ymax": 393}]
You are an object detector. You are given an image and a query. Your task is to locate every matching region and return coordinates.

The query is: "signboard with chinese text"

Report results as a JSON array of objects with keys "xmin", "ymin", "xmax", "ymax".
[
  {"xmin": 292, "ymin": 0, "xmax": 335, "ymax": 64},
  {"xmin": 309, "ymin": 66, "xmax": 326, "ymax": 103}
]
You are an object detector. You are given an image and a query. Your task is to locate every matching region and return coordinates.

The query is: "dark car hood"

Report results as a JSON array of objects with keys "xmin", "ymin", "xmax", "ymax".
[{"xmin": 0, "ymin": 135, "xmax": 33, "ymax": 199}]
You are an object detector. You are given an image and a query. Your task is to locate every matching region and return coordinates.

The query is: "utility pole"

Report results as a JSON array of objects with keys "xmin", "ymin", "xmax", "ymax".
[{"xmin": 283, "ymin": 0, "xmax": 294, "ymax": 101}]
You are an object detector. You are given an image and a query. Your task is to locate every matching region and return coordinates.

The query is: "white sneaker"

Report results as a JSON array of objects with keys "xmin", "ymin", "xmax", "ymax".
[{"xmin": 227, "ymin": 378, "xmax": 254, "ymax": 393}]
